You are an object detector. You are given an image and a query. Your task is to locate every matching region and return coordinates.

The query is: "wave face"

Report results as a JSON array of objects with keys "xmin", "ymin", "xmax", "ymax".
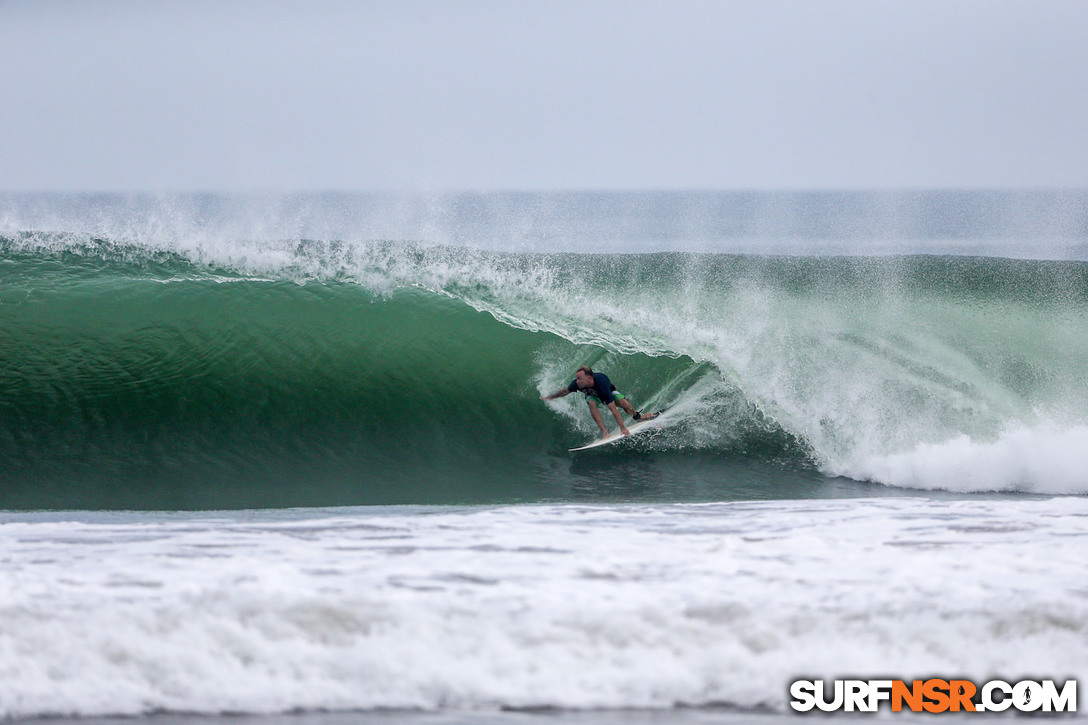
[{"xmin": 4, "ymin": 226, "xmax": 1088, "ymax": 508}]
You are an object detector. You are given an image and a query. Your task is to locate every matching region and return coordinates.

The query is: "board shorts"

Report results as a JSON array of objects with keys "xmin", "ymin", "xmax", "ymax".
[{"xmin": 586, "ymin": 391, "xmax": 625, "ymax": 405}]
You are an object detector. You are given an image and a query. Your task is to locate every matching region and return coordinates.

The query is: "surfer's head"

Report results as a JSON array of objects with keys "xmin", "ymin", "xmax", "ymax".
[{"xmin": 574, "ymin": 366, "xmax": 594, "ymax": 388}]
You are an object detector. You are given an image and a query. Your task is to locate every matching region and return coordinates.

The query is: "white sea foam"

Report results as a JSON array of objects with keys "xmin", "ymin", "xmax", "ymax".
[
  {"xmin": 2, "ymin": 498, "xmax": 1085, "ymax": 718},
  {"xmin": 834, "ymin": 424, "xmax": 1088, "ymax": 493}
]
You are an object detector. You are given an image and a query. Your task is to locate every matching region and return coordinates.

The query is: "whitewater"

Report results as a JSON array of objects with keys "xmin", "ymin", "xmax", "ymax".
[
  {"xmin": 2, "ymin": 191, "xmax": 1087, "ymax": 721},
  {"xmin": 2, "ymin": 498, "xmax": 1086, "ymax": 718}
]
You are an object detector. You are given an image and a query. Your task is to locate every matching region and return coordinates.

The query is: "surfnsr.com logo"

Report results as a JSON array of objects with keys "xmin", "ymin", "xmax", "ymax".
[{"xmin": 790, "ymin": 679, "xmax": 1077, "ymax": 713}]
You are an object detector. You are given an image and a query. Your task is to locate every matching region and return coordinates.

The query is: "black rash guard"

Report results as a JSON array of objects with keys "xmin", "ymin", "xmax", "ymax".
[{"xmin": 567, "ymin": 372, "xmax": 617, "ymax": 404}]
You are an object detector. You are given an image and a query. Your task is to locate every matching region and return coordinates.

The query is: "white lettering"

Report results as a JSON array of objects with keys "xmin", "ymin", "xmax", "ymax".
[
  {"xmin": 982, "ymin": 680, "xmax": 1013, "ymax": 712},
  {"xmin": 1041, "ymin": 680, "xmax": 1077, "ymax": 712},
  {"xmin": 789, "ymin": 680, "xmax": 817, "ymax": 712},
  {"xmin": 815, "ymin": 680, "xmax": 844, "ymax": 712},
  {"xmin": 867, "ymin": 680, "xmax": 893, "ymax": 711},
  {"xmin": 845, "ymin": 680, "xmax": 869, "ymax": 712},
  {"xmin": 1014, "ymin": 680, "xmax": 1043, "ymax": 712}
]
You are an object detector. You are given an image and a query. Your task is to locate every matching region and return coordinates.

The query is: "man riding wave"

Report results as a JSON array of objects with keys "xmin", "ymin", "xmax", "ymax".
[{"xmin": 541, "ymin": 365, "xmax": 659, "ymax": 438}]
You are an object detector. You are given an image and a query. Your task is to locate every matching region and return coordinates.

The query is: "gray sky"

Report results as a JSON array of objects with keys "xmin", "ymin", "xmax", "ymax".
[{"xmin": 2, "ymin": 0, "xmax": 1087, "ymax": 192}]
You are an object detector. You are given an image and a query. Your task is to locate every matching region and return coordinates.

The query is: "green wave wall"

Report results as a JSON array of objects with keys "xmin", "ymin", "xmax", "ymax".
[{"xmin": 3, "ymin": 235, "xmax": 1088, "ymax": 507}]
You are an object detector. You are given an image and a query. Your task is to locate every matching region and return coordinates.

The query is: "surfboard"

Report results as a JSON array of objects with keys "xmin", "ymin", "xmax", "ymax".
[{"xmin": 568, "ymin": 415, "xmax": 665, "ymax": 452}]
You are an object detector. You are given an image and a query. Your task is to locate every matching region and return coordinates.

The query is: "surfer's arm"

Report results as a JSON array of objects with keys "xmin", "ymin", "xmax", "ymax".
[
  {"xmin": 589, "ymin": 402, "xmax": 610, "ymax": 437},
  {"xmin": 607, "ymin": 402, "xmax": 630, "ymax": 436},
  {"xmin": 541, "ymin": 388, "xmax": 572, "ymax": 401}
]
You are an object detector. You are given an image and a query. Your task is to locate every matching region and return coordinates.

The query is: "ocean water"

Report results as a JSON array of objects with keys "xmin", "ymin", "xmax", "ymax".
[{"xmin": 1, "ymin": 191, "xmax": 1087, "ymax": 720}]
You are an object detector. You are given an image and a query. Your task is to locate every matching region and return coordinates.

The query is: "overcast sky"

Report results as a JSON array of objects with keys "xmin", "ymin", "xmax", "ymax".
[{"xmin": 2, "ymin": 0, "xmax": 1087, "ymax": 192}]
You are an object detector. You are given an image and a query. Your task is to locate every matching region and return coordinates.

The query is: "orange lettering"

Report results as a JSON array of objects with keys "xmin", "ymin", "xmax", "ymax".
[
  {"xmin": 949, "ymin": 680, "xmax": 977, "ymax": 712},
  {"xmin": 923, "ymin": 679, "xmax": 951, "ymax": 713},
  {"xmin": 892, "ymin": 680, "xmax": 924, "ymax": 712}
]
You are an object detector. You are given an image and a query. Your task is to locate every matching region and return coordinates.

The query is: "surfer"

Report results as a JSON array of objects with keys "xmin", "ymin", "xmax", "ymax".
[{"xmin": 541, "ymin": 366, "xmax": 658, "ymax": 437}]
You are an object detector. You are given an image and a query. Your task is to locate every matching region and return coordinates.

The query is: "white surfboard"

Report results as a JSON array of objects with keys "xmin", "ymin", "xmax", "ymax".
[{"xmin": 568, "ymin": 415, "xmax": 665, "ymax": 452}]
